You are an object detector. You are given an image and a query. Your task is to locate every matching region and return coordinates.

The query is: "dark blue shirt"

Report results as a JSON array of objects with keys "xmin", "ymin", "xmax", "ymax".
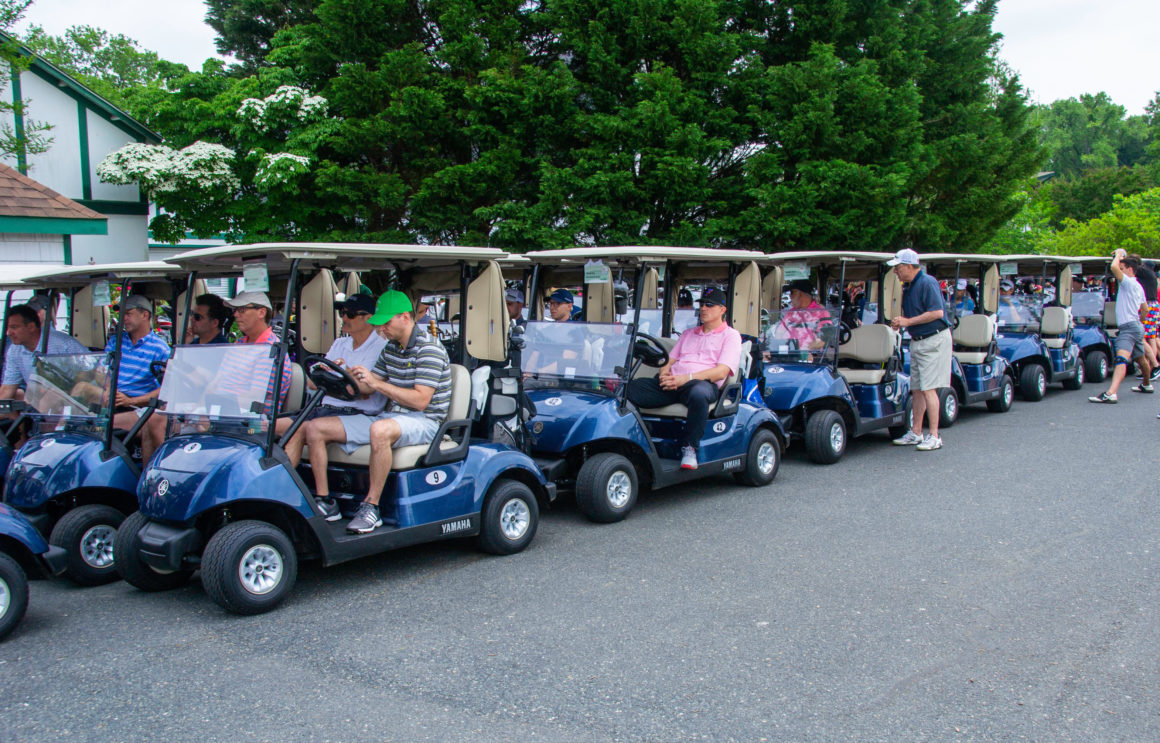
[{"xmin": 901, "ymin": 270, "xmax": 948, "ymax": 338}]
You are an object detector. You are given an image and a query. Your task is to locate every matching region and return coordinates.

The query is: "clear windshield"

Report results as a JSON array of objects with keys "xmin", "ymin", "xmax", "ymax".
[
  {"xmin": 157, "ymin": 344, "xmax": 278, "ymax": 433},
  {"xmin": 1071, "ymin": 291, "xmax": 1104, "ymax": 320},
  {"xmin": 996, "ymin": 295, "xmax": 1042, "ymax": 330},
  {"xmin": 24, "ymin": 352, "xmax": 112, "ymax": 422},
  {"xmin": 761, "ymin": 303, "xmax": 839, "ymax": 363},
  {"xmin": 521, "ymin": 321, "xmax": 633, "ymax": 384}
]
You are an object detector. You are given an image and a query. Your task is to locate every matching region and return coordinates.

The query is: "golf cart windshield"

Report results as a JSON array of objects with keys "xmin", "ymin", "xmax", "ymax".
[
  {"xmin": 996, "ymin": 295, "xmax": 1042, "ymax": 331},
  {"xmin": 521, "ymin": 321, "xmax": 632, "ymax": 386},
  {"xmin": 761, "ymin": 303, "xmax": 839, "ymax": 363},
  {"xmin": 156, "ymin": 344, "xmax": 280, "ymax": 435},
  {"xmin": 1071, "ymin": 291, "xmax": 1104, "ymax": 321},
  {"xmin": 24, "ymin": 352, "xmax": 113, "ymax": 428}
]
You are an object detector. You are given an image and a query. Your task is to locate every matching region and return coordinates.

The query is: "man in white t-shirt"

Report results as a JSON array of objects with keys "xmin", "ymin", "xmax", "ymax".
[
  {"xmin": 283, "ymin": 293, "xmax": 388, "ymax": 472},
  {"xmin": 1090, "ymin": 249, "xmax": 1151, "ymax": 403}
]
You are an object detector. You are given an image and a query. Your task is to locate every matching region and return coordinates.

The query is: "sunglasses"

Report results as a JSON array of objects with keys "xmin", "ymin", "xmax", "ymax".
[
  {"xmin": 342, "ymin": 310, "xmax": 370, "ymax": 319},
  {"xmin": 232, "ymin": 304, "xmax": 264, "ymax": 313}
]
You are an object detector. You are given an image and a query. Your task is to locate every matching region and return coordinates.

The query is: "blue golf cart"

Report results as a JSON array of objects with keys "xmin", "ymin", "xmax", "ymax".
[
  {"xmin": 0, "ymin": 502, "xmax": 66, "ymax": 640},
  {"xmin": 991, "ymin": 255, "xmax": 1084, "ymax": 400},
  {"xmin": 757, "ymin": 251, "xmax": 910, "ymax": 464},
  {"xmin": 1, "ymin": 262, "xmax": 186, "ymax": 585},
  {"xmin": 517, "ymin": 246, "xmax": 785, "ymax": 521},
  {"xmin": 115, "ymin": 244, "xmax": 554, "ymax": 615},
  {"xmin": 1064, "ymin": 256, "xmax": 1116, "ymax": 384}
]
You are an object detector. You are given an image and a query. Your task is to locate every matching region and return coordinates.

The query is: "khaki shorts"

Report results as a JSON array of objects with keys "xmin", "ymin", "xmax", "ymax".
[{"xmin": 910, "ymin": 329, "xmax": 952, "ymax": 391}]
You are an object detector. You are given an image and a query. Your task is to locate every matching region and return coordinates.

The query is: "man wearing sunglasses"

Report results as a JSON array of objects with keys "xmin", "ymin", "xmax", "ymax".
[
  {"xmin": 184, "ymin": 293, "xmax": 231, "ymax": 345},
  {"xmin": 283, "ymin": 294, "xmax": 388, "ymax": 479}
]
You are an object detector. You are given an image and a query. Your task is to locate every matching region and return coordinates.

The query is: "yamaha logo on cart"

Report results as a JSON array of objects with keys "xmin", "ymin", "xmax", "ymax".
[
  {"xmin": 768, "ymin": 365, "xmax": 785, "ymax": 374},
  {"xmin": 544, "ymin": 397, "xmax": 563, "ymax": 406},
  {"xmin": 183, "ymin": 442, "xmax": 202, "ymax": 454},
  {"xmin": 441, "ymin": 518, "xmax": 471, "ymax": 535},
  {"xmin": 156, "ymin": 479, "xmax": 170, "ymax": 497},
  {"xmin": 723, "ymin": 458, "xmax": 742, "ymax": 471},
  {"xmin": 713, "ymin": 421, "xmax": 727, "ymax": 433}
]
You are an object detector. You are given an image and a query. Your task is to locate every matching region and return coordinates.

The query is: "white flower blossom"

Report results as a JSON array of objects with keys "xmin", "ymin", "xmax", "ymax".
[
  {"xmin": 97, "ymin": 141, "xmax": 239, "ymax": 195},
  {"xmin": 254, "ymin": 152, "xmax": 311, "ymax": 188},
  {"xmin": 235, "ymin": 85, "xmax": 329, "ymax": 132}
]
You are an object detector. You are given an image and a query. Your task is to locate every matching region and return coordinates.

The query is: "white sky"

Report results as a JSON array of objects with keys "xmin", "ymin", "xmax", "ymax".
[{"xmin": 13, "ymin": 0, "xmax": 1160, "ymax": 115}]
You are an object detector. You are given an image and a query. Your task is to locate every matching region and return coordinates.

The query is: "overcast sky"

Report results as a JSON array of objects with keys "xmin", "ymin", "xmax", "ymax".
[{"xmin": 13, "ymin": 0, "xmax": 1160, "ymax": 115}]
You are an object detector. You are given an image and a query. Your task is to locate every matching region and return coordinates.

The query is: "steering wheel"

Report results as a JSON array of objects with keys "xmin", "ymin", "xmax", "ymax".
[
  {"xmin": 305, "ymin": 355, "xmax": 360, "ymax": 402},
  {"xmin": 838, "ymin": 321, "xmax": 853, "ymax": 346},
  {"xmin": 150, "ymin": 359, "xmax": 167, "ymax": 383},
  {"xmin": 633, "ymin": 332, "xmax": 669, "ymax": 368}
]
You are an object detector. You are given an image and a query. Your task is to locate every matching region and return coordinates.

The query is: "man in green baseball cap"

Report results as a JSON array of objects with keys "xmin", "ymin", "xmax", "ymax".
[{"xmin": 306, "ymin": 288, "xmax": 453, "ymax": 535}]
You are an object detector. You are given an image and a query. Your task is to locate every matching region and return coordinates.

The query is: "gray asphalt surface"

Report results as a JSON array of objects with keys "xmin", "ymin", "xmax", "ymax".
[{"xmin": 3, "ymin": 383, "xmax": 1160, "ymax": 742}]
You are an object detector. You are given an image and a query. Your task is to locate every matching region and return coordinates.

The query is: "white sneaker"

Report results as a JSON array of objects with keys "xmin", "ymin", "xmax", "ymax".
[
  {"xmin": 680, "ymin": 446, "xmax": 698, "ymax": 470},
  {"xmin": 892, "ymin": 430, "xmax": 922, "ymax": 446},
  {"xmin": 916, "ymin": 434, "xmax": 943, "ymax": 451}
]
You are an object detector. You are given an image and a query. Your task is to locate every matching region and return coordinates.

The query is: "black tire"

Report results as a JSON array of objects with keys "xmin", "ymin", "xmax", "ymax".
[
  {"xmin": 1084, "ymin": 350, "xmax": 1108, "ymax": 383},
  {"xmin": 887, "ymin": 400, "xmax": 913, "ymax": 439},
  {"xmin": 1063, "ymin": 356, "xmax": 1085, "ymax": 390},
  {"xmin": 49, "ymin": 504, "xmax": 126, "ymax": 586},
  {"xmin": 113, "ymin": 511, "xmax": 195, "ymax": 592},
  {"xmin": 201, "ymin": 521, "xmax": 297, "ymax": 616},
  {"xmin": 804, "ymin": 410, "xmax": 846, "ymax": 464},
  {"xmin": 939, "ymin": 388, "xmax": 960, "ymax": 428},
  {"xmin": 0, "ymin": 552, "xmax": 29, "ymax": 641},
  {"xmin": 477, "ymin": 479, "xmax": 539, "ymax": 555},
  {"xmin": 1019, "ymin": 364, "xmax": 1047, "ymax": 401},
  {"xmin": 734, "ymin": 428, "xmax": 780, "ymax": 486},
  {"xmin": 987, "ymin": 374, "xmax": 1015, "ymax": 412},
  {"xmin": 575, "ymin": 453, "xmax": 638, "ymax": 523}
]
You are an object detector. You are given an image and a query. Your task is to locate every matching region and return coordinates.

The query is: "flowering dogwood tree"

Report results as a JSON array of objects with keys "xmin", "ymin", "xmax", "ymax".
[{"xmin": 97, "ymin": 82, "xmax": 328, "ymax": 244}]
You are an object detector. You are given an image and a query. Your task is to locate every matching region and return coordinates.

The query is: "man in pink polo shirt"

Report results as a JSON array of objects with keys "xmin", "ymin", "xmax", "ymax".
[{"xmin": 627, "ymin": 288, "xmax": 742, "ymax": 470}]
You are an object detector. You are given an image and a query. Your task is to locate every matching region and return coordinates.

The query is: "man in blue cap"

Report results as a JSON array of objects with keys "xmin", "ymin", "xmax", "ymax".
[{"xmin": 547, "ymin": 288, "xmax": 576, "ymax": 322}]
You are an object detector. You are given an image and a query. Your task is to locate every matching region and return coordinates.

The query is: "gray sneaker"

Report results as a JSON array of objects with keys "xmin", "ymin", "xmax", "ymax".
[
  {"xmin": 346, "ymin": 502, "xmax": 382, "ymax": 534},
  {"xmin": 315, "ymin": 496, "xmax": 341, "ymax": 522},
  {"xmin": 892, "ymin": 430, "xmax": 922, "ymax": 446},
  {"xmin": 680, "ymin": 446, "xmax": 698, "ymax": 470}
]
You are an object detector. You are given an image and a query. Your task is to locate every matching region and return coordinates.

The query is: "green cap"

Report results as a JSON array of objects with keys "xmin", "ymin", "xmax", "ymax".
[{"xmin": 367, "ymin": 290, "xmax": 413, "ymax": 325}]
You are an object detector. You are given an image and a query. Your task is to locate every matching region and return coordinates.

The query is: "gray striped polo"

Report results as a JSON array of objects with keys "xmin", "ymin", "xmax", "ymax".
[{"xmin": 373, "ymin": 324, "xmax": 451, "ymax": 422}]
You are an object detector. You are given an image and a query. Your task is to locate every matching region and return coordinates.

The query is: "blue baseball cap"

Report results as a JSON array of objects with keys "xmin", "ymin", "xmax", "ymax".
[{"xmin": 549, "ymin": 288, "xmax": 574, "ymax": 304}]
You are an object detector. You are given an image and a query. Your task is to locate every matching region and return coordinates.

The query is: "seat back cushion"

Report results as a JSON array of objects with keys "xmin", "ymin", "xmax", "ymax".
[
  {"xmin": 283, "ymin": 363, "xmax": 306, "ymax": 414},
  {"xmin": 952, "ymin": 313, "xmax": 994, "ymax": 347},
  {"xmin": 1103, "ymin": 301, "xmax": 1118, "ymax": 329},
  {"xmin": 838, "ymin": 324, "xmax": 897, "ymax": 364},
  {"xmin": 1040, "ymin": 306, "xmax": 1070, "ymax": 336},
  {"xmin": 448, "ymin": 363, "xmax": 471, "ymax": 419}
]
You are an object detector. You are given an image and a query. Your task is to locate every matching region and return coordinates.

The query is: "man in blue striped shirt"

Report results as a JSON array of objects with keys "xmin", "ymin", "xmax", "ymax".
[{"xmin": 105, "ymin": 295, "xmax": 170, "ymax": 458}]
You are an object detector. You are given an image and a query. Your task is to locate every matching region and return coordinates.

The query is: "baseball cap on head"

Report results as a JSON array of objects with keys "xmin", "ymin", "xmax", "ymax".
[
  {"xmin": 699, "ymin": 287, "xmax": 728, "ymax": 307},
  {"xmin": 886, "ymin": 248, "xmax": 920, "ymax": 267},
  {"xmin": 225, "ymin": 291, "xmax": 273, "ymax": 310},
  {"xmin": 1000, "ymin": 279, "xmax": 1015, "ymax": 291},
  {"xmin": 787, "ymin": 279, "xmax": 815, "ymax": 295},
  {"xmin": 338, "ymin": 293, "xmax": 376, "ymax": 315},
  {"xmin": 548, "ymin": 288, "xmax": 574, "ymax": 304},
  {"xmin": 114, "ymin": 294, "xmax": 153, "ymax": 314},
  {"xmin": 367, "ymin": 290, "xmax": 414, "ymax": 325},
  {"xmin": 505, "ymin": 288, "xmax": 525, "ymax": 304},
  {"xmin": 27, "ymin": 294, "xmax": 50, "ymax": 312}
]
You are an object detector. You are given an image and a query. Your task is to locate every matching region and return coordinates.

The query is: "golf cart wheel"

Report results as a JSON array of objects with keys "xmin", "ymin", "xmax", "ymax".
[
  {"xmin": 804, "ymin": 410, "xmax": 846, "ymax": 465},
  {"xmin": 887, "ymin": 400, "xmax": 914, "ymax": 439},
  {"xmin": 1084, "ymin": 350, "xmax": 1108, "ymax": 383},
  {"xmin": 1019, "ymin": 364, "xmax": 1047, "ymax": 401},
  {"xmin": 735, "ymin": 428, "xmax": 780, "ymax": 486},
  {"xmin": 114, "ymin": 512, "xmax": 194, "ymax": 592},
  {"xmin": 939, "ymin": 388, "xmax": 959, "ymax": 428},
  {"xmin": 575, "ymin": 453, "xmax": 638, "ymax": 523},
  {"xmin": 987, "ymin": 374, "xmax": 1015, "ymax": 413},
  {"xmin": 49, "ymin": 504, "xmax": 126, "ymax": 586},
  {"xmin": 201, "ymin": 521, "xmax": 297, "ymax": 616},
  {"xmin": 477, "ymin": 479, "xmax": 539, "ymax": 555},
  {"xmin": 0, "ymin": 552, "xmax": 29, "ymax": 641},
  {"xmin": 1063, "ymin": 356, "xmax": 1085, "ymax": 390}
]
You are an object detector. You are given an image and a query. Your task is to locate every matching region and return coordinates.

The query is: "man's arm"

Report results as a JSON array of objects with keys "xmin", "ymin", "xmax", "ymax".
[
  {"xmin": 1110, "ymin": 249, "xmax": 1125, "ymax": 281},
  {"xmin": 372, "ymin": 380, "xmax": 435, "ymax": 411}
]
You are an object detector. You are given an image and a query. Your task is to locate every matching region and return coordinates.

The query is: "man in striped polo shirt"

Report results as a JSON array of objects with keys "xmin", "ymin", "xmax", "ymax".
[
  {"xmin": 105, "ymin": 295, "xmax": 171, "ymax": 459},
  {"xmin": 344, "ymin": 290, "xmax": 451, "ymax": 534}
]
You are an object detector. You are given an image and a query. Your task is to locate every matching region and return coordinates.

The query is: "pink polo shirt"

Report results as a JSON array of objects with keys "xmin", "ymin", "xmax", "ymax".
[{"xmin": 669, "ymin": 322, "xmax": 743, "ymax": 388}]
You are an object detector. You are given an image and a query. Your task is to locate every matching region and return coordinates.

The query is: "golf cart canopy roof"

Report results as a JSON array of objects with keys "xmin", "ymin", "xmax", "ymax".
[
  {"xmin": 0, "ymin": 263, "xmax": 58, "ymax": 290},
  {"xmin": 21, "ymin": 261, "xmax": 186, "ymax": 287},
  {"xmin": 524, "ymin": 246, "xmax": 766, "ymax": 265},
  {"xmin": 169, "ymin": 243, "xmax": 510, "ymax": 273}
]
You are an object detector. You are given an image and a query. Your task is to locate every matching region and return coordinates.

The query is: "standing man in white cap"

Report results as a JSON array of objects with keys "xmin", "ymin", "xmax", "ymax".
[{"xmin": 887, "ymin": 249, "xmax": 951, "ymax": 451}]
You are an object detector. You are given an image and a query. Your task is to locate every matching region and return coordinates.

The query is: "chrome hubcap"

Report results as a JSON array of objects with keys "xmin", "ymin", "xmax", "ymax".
[
  {"xmin": 1037, "ymin": 372, "xmax": 1046, "ymax": 395},
  {"xmin": 0, "ymin": 575, "xmax": 9, "ymax": 619},
  {"xmin": 757, "ymin": 442, "xmax": 777, "ymax": 474},
  {"xmin": 829, "ymin": 422, "xmax": 844, "ymax": 453},
  {"xmin": 945, "ymin": 393, "xmax": 957, "ymax": 420},
  {"xmin": 239, "ymin": 544, "xmax": 282, "ymax": 595},
  {"xmin": 80, "ymin": 525, "xmax": 116, "ymax": 569},
  {"xmin": 499, "ymin": 498, "xmax": 531, "ymax": 541},
  {"xmin": 606, "ymin": 471, "xmax": 632, "ymax": 509},
  {"xmin": 1005, "ymin": 382, "xmax": 1014, "ymax": 405},
  {"xmin": 1099, "ymin": 358, "xmax": 1107, "ymax": 377}
]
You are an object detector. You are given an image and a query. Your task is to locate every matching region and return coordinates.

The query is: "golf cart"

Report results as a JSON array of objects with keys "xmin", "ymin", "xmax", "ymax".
[
  {"xmin": 518, "ymin": 246, "xmax": 784, "ymax": 522},
  {"xmin": 1062, "ymin": 256, "xmax": 1116, "ymax": 384},
  {"xmin": 0, "ymin": 264, "xmax": 53, "ymax": 489},
  {"xmin": 991, "ymin": 255, "xmax": 1084, "ymax": 400},
  {"xmin": 758, "ymin": 251, "xmax": 910, "ymax": 464},
  {"xmin": 115, "ymin": 244, "xmax": 554, "ymax": 615},
  {"xmin": 1, "ymin": 261, "xmax": 186, "ymax": 585},
  {"xmin": 906, "ymin": 254, "xmax": 1016, "ymax": 421},
  {"xmin": 0, "ymin": 502, "xmax": 66, "ymax": 640}
]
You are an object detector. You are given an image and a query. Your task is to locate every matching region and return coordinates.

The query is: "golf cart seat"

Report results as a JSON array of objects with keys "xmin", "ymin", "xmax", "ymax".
[
  {"xmin": 837, "ymin": 324, "xmax": 899, "ymax": 385},
  {"xmin": 1103, "ymin": 302, "xmax": 1118, "ymax": 336},
  {"xmin": 637, "ymin": 342, "xmax": 746, "ymax": 419},
  {"xmin": 1039, "ymin": 306, "xmax": 1071, "ymax": 349},
  {"xmin": 952, "ymin": 314, "xmax": 995, "ymax": 364},
  {"xmin": 283, "ymin": 363, "xmax": 307, "ymax": 414},
  {"xmin": 314, "ymin": 364, "xmax": 471, "ymax": 471}
]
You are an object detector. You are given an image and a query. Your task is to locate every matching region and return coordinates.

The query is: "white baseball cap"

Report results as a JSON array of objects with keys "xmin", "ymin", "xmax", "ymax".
[
  {"xmin": 886, "ymin": 248, "xmax": 920, "ymax": 267},
  {"xmin": 956, "ymin": 279, "xmax": 968, "ymax": 290}
]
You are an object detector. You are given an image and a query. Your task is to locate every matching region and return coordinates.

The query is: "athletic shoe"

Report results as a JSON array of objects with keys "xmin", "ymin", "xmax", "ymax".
[
  {"xmin": 315, "ymin": 496, "xmax": 341, "ymax": 522},
  {"xmin": 1152, "ymin": 368, "xmax": 1160, "ymax": 381},
  {"xmin": 1132, "ymin": 384, "xmax": 1155, "ymax": 394},
  {"xmin": 1089, "ymin": 392, "xmax": 1118, "ymax": 403},
  {"xmin": 916, "ymin": 434, "xmax": 943, "ymax": 451},
  {"xmin": 680, "ymin": 446, "xmax": 698, "ymax": 470},
  {"xmin": 892, "ymin": 430, "xmax": 922, "ymax": 446},
  {"xmin": 346, "ymin": 502, "xmax": 382, "ymax": 534}
]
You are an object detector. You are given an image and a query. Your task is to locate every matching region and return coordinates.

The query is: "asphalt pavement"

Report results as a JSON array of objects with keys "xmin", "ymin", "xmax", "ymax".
[{"xmin": 3, "ymin": 382, "xmax": 1160, "ymax": 743}]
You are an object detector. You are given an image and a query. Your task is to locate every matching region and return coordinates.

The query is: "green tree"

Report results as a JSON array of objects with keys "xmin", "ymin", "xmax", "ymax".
[
  {"xmin": 1044, "ymin": 165, "xmax": 1159, "ymax": 226},
  {"xmin": 0, "ymin": 3, "xmax": 53, "ymax": 165},
  {"xmin": 205, "ymin": 0, "xmax": 318, "ymax": 71},
  {"xmin": 1038, "ymin": 93, "xmax": 1150, "ymax": 180},
  {"xmin": 1048, "ymin": 187, "xmax": 1160, "ymax": 258}
]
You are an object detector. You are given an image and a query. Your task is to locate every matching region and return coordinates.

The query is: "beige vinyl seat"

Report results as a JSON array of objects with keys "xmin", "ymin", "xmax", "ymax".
[
  {"xmin": 282, "ymin": 363, "xmax": 307, "ymax": 414},
  {"xmin": 836, "ymin": 324, "xmax": 899, "ymax": 385},
  {"xmin": 637, "ymin": 340, "xmax": 748, "ymax": 418},
  {"xmin": 1039, "ymin": 306, "xmax": 1071, "ymax": 349},
  {"xmin": 306, "ymin": 364, "xmax": 470, "ymax": 471},
  {"xmin": 951, "ymin": 314, "xmax": 995, "ymax": 364},
  {"xmin": 1103, "ymin": 301, "xmax": 1118, "ymax": 336}
]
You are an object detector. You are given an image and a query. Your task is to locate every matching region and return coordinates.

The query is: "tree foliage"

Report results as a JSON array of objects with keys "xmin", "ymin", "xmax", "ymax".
[
  {"xmin": 0, "ymin": 1, "xmax": 53, "ymax": 164},
  {"xmin": 204, "ymin": 0, "xmax": 318, "ymax": 71},
  {"xmin": 1037, "ymin": 93, "xmax": 1152, "ymax": 180},
  {"xmin": 1047, "ymin": 188, "xmax": 1160, "ymax": 258}
]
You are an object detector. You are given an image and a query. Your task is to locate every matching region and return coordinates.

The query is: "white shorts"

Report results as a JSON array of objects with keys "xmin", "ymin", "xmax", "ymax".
[
  {"xmin": 337, "ymin": 411, "xmax": 441, "ymax": 453},
  {"xmin": 910, "ymin": 329, "xmax": 952, "ymax": 391}
]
